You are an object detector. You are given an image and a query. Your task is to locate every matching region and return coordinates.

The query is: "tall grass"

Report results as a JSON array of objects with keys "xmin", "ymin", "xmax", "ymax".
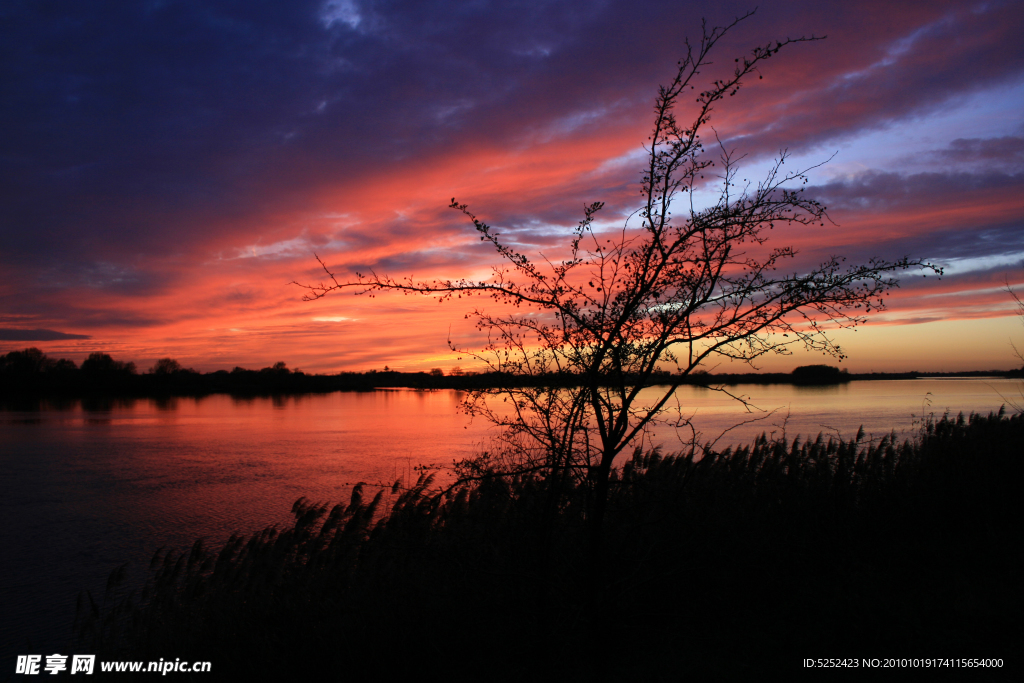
[{"xmin": 76, "ymin": 412, "xmax": 1022, "ymax": 679}]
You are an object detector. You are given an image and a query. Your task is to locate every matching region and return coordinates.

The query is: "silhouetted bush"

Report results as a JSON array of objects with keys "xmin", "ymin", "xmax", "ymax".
[{"xmin": 791, "ymin": 364, "xmax": 849, "ymax": 384}]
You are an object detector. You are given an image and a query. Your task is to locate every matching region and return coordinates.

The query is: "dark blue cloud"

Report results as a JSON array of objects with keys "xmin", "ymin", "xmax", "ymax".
[
  {"xmin": 814, "ymin": 169, "xmax": 1024, "ymax": 215},
  {"xmin": 803, "ymin": 168, "xmax": 1024, "ymax": 286},
  {"xmin": 0, "ymin": 328, "xmax": 91, "ymax": 341},
  {"xmin": 930, "ymin": 136, "xmax": 1024, "ymax": 172},
  {"xmin": 3, "ymin": 0, "xmax": 1024, "ymax": 333},
  {"xmin": 717, "ymin": 0, "xmax": 1024, "ymax": 158}
]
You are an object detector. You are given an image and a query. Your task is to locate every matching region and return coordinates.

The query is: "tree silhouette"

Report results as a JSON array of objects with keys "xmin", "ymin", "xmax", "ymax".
[
  {"xmin": 1009, "ymin": 280, "xmax": 1024, "ymax": 370},
  {"xmin": 0, "ymin": 347, "xmax": 52, "ymax": 376},
  {"xmin": 81, "ymin": 352, "xmax": 137, "ymax": 377},
  {"xmin": 1004, "ymin": 278, "xmax": 1024, "ymax": 414},
  {"xmin": 295, "ymin": 12, "xmax": 939, "ymax": 552},
  {"xmin": 150, "ymin": 358, "xmax": 183, "ymax": 375}
]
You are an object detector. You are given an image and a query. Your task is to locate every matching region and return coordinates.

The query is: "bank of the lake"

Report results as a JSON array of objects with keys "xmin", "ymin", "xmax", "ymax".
[
  {"xmin": 1, "ymin": 381, "xmax": 1020, "ymax": 676},
  {"xmin": 2, "ymin": 347, "xmax": 1021, "ymax": 399},
  {"xmin": 75, "ymin": 411, "xmax": 1023, "ymax": 678}
]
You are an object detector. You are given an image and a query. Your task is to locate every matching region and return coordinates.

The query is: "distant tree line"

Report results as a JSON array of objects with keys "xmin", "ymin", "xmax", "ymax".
[{"xmin": 1, "ymin": 347, "xmax": 1020, "ymax": 399}]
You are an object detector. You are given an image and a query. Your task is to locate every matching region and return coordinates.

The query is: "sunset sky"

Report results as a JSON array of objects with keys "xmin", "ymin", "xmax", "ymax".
[{"xmin": 2, "ymin": 0, "xmax": 1023, "ymax": 374}]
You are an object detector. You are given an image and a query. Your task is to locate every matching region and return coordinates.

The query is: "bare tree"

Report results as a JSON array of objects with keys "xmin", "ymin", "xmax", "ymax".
[
  {"xmin": 1001, "ymin": 276, "xmax": 1024, "ymax": 414},
  {"xmin": 1009, "ymin": 279, "xmax": 1024, "ymax": 369},
  {"xmin": 295, "ymin": 12, "xmax": 938, "ymax": 547}
]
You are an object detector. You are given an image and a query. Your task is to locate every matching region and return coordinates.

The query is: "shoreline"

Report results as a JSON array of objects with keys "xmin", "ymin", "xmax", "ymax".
[{"xmin": 2, "ymin": 367, "xmax": 1022, "ymax": 401}]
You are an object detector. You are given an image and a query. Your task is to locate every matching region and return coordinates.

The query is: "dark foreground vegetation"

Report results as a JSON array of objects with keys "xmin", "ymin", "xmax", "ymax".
[
  {"xmin": 3, "ymin": 348, "xmax": 1021, "ymax": 400},
  {"xmin": 74, "ymin": 411, "xmax": 1022, "ymax": 679}
]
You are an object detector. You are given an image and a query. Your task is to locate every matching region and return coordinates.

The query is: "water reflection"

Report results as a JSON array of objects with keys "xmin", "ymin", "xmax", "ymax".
[
  {"xmin": 81, "ymin": 396, "xmax": 137, "ymax": 412},
  {"xmin": 791, "ymin": 383, "xmax": 849, "ymax": 394},
  {"xmin": 0, "ymin": 380, "xmax": 1016, "ymax": 666},
  {"xmin": 153, "ymin": 396, "xmax": 179, "ymax": 411}
]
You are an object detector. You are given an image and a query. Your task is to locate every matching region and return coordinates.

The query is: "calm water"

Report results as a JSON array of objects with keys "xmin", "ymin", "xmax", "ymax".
[{"xmin": 1, "ymin": 380, "xmax": 1018, "ymax": 667}]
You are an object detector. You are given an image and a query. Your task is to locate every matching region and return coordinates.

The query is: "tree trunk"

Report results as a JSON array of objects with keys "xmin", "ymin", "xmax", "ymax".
[{"xmin": 584, "ymin": 450, "xmax": 614, "ymax": 659}]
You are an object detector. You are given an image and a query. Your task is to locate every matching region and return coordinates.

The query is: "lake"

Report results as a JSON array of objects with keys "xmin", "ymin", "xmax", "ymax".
[{"xmin": 0, "ymin": 379, "xmax": 1018, "ymax": 666}]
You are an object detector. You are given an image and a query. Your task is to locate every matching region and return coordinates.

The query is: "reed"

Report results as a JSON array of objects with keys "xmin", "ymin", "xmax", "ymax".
[{"xmin": 75, "ymin": 411, "xmax": 1022, "ymax": 678}]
